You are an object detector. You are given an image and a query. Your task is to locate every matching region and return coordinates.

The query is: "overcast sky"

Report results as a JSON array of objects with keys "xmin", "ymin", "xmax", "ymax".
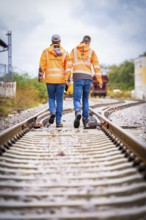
[{"xmin": 0, "ymin": 0, "xmax": 146, "ymax": 76}]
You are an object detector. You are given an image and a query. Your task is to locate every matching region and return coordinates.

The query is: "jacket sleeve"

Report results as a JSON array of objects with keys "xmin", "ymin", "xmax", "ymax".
[
  {"xmin": 63, "ymin": 51, "xmax": 69, "ymax": 71},
  {"xmin": 65, "ymin": 49, "xmax": 74, "ymax": 81},
  {"xmin": 39, "ymin": 50, "xmax": 47, "ymax": 76},
  {"xmin": 91, "ymin": 51, "xmax": 102, "ymax": 85}
]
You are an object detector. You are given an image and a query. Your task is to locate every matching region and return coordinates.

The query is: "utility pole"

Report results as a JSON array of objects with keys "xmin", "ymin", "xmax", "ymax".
[{"xmin": 6, "ymin": 31, "xmax": 13, "ymax": 82}]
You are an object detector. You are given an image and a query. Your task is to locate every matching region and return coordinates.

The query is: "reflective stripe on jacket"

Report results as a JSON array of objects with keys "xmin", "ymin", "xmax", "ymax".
[
  {"xmin": 65, "ymin": 43, "xmax": 102, "ymax": 85},
  {"xmin": 39, "ymin": 44, "xmax": 68, "ymax": 84}
]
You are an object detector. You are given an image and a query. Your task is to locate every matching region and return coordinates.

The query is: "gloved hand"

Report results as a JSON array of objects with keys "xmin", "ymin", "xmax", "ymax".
[
  {"xmin": 38, "ymin": 67, "xmax": 43, "ymax": 82},
  {"xmin": 38, "ymin": 73, "xmax": 43, "ymax": 82}
]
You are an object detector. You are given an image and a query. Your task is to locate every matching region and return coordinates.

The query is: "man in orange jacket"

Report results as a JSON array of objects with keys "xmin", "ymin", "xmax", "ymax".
[
  {"xmin": 39, "ymin": 34, "xmax": 68, "ymax": 127},
  {"xmin": 65, "ymin": 35, "xmax": 102, "ymax": 128}
]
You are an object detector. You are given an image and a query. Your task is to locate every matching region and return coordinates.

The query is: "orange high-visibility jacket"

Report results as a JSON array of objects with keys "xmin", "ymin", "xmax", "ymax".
[
  {"xmin": 39, "ymin": 44, "xmax": 69, "ymax": 84},
  {"xmin": 65, "ymin": 43, "xmax": 102, "ymax": 85}
]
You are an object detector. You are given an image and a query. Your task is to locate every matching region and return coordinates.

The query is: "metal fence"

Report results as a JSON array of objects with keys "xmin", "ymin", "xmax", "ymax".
[
  {"xmin": 0, "ymin": 63, "xmax": 13, "ymax": 82},
  {"xmin": 0, "ymin": 63, "xmax": 16, "ymax": 97},
  {"xmin": 0, "ymin": 64, "xmax": 6, "ymax": 81}
]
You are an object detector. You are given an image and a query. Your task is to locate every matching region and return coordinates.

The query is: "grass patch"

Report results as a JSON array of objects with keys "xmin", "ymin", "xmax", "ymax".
[
  {"xmin": 0, "ymin": 77, "xmax": 47, "ymax": 117},
  {"xmin": 108, "ymin": 90, "xmax": 132, "ymax": 98}
]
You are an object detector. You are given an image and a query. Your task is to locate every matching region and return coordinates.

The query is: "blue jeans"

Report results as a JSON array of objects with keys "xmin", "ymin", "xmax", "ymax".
[
  {"xmin": 46, "ymin": 83, "xmax": 65, "ymax": 124},
  {"xmin": 73, "ymin": 79, "xmax": 92, "ymax": 118}
]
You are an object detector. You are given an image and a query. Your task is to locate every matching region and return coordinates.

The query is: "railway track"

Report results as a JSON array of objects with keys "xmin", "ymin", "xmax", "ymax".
[
  {"xmin": 98, "ymin": 100, "xmax": 146, "ymax": 146},
  {"xmin": 106, "ymin": 102, "xmax": 146, "ymax": 144},
  {"xmin": 0, "ymin": 100, "xmax": 146, "ymax": 219}
]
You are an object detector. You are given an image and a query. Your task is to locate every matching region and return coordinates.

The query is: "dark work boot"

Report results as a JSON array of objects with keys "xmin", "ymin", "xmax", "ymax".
[
  {"xmin": 49, "ymin": 113, "xmax": 55, "ymax": 124},
  {"xmin": 74, "ymin": 110, "xmax": 81, "ymax": 128},
  {"xmin": 82, "ymin": 118, "xmax": 89, "ymax": 128},
  {"xmin": 56, "ymin": 123, "xmax": 63, "ymax": 128}
]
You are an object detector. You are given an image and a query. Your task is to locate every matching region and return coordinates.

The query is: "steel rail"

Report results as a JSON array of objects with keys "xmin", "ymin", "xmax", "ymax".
[
  {"xmin": 0, "ymin": 107, "xmax": 49, "ymax": 147},
  {"xmin": 90, "ymin": 106, "xmax": 146, "ymax": 163}
]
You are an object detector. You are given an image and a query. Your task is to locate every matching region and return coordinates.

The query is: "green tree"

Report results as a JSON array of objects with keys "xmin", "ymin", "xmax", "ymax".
[{"xmin": 108, "ymin": 60, "xmax": 134, "ymax": 90}]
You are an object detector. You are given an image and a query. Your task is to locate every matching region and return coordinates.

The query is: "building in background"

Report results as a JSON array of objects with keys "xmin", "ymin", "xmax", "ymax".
[{"xmin": 134, "ymin": 54, "xmax": 146, "ymax": 99}]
